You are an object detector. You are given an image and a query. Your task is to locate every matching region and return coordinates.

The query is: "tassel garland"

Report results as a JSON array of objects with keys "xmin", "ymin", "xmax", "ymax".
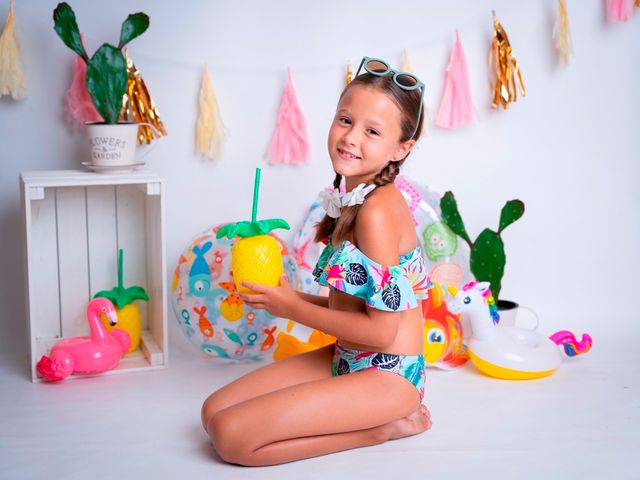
[
  {"xmin": 401, "ymin": 48, "xmax": 412, "ymax": 72},
  {"xmin": 345, "ymin": 62, "xmax": 353, "ymax": 85},
  {"xmin": 196, "ymin": 65, "xmax": 227, "ymax": 160},
  {"xmin": 0, "ymin": 0, "xmax": 27, "ymax": 99},
  {"xmin": 554, "ymin": 0, "xmax": 573, "ymax": 66},
  {"xmin": 119, "ymin": 49, "xmax": 167, "ymax": 144},
  {"xmin": 436, "ymin": 30, "xmax": 474, "ymax": 129},
  {"xmin": 490, "ymin": 11, "xmax": 526, "ymax": 109},
  {"xmin": 66, "ymin": 44, "xmax": 102, "ymax": 129},
  {"xmin": 606, "ymin": 0, "xmax": 633, "ymax": 21},
  {"xmin": 265, "ymin": 68, "xmax": 310, "ymax": 166}
]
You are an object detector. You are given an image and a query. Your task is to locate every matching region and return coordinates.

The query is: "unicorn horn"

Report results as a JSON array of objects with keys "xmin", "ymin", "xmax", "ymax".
[{"xmin": 447, "ymin": 286, "xmax": 459, "ymax": 296}]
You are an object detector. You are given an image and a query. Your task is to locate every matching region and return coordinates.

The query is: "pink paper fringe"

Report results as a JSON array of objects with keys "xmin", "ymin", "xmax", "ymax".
[
  {"xmin": 265, "ymin": 68, "xmax": 310, "ymax": 165},
  {"xmin": 436, "ymin": 31, "xmax": 474, "ymax": 129},
  {"xmin": 606, "ymin": 0, "xmax": 633, "ymax": 22},
  {"xmin": 65, "ymin": 51, "xmax": 101, "ymax": 130}
]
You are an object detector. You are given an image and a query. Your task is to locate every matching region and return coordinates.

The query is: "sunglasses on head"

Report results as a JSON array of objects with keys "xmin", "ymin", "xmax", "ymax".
[{"xmin": 354, "ymin": 56, "xmax": 425, "ymax": 140}]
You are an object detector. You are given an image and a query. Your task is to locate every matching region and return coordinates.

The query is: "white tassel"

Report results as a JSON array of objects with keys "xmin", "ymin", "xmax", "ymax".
[
  {"xmin": 0, "ymin": 0, "xmax": 27, "ymax": 99},
  {"xmin": 196, "ymin": 65, "xmax": 227, "ymax": 160}
]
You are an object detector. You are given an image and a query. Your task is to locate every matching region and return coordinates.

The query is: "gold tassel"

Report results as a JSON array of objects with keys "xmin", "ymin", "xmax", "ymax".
[
  {"xmin": 490, "ymin": 11, "xmax": 526, "ymax": 109},
  {"xmin": 0, "ymin": 0, "xmax": 27, "ymax": 99},
  {"xmin": 196, "ymin": 64, "xmax": 226, "ymax": 160},
  {"xmin": 119, "ymin": 49, "xmax": 167, "ymax": 144},
  {"xmin": 345, "ymin": 62, "xmax": 353, "ymax": 85},
  {"xmin": 554, "ymin": 0, "xmax": 573, "ymax": 66},
  {"xmin": 401, "ymin": 48, "xmax": 412, "ymax": 72}
]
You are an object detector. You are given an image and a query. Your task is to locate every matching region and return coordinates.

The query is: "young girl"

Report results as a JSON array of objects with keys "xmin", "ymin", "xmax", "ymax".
[{"xmin": 201, "ymin": 57, "xmax": 431, "ymax": 466}]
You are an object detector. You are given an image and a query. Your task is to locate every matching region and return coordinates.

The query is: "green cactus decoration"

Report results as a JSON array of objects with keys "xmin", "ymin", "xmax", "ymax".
[
  {"xmin": 440, "ymin": 191, "xmax": 524, "ymax": 300},
  {"xmin": 53, "ymin": 3, "xmax": 149, "ymax": 123}
]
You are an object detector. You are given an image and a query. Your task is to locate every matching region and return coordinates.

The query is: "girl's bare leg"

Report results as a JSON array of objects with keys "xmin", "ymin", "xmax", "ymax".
[
  {"xmin": 201, "ymin": 344, "xmax": 335, "ymax": 432},
  {"xmin": 206, "ymin": 368, "xmax": 431, "ymax": 466}
]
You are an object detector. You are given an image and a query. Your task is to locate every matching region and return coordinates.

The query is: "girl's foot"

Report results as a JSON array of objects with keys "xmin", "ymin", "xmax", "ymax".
[{"xmin": 385, "ymin": 404, "xmax": 432, "ymax": 441}]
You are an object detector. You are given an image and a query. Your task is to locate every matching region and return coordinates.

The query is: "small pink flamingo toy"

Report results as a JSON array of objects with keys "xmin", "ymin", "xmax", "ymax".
[{"xmin": 36, "ymin": 298, "xmax": 131, "ymax": 381}]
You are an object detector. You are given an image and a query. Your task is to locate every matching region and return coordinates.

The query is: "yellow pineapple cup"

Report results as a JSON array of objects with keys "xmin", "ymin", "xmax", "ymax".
[
  {"xmin": 94, "ymin": 248, "xmax": 148, "ymax": 353},
  {"xmin": 216, "ymin": 168, "xmax": 290, "ymax": 294}
]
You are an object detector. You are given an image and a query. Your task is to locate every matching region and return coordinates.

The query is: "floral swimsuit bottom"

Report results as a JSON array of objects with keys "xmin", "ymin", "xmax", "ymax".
[{"xmin": 313, "ymin": 238, "xmax": 432, "ymax": 400}]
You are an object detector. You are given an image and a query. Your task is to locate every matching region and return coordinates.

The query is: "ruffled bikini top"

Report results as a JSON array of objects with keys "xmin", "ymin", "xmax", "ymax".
[{"xmin": 313, "ymin": 237, "xmax": 432, "ymax": 312}]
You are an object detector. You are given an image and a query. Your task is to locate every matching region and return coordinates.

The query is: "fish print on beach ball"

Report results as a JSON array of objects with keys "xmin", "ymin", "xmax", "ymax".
[{"xmin": 171, "ymin": 224, "xmax": 296, "ymax": 361}]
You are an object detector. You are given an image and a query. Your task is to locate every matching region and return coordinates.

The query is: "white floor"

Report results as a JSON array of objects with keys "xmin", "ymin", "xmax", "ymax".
[{"xmin": 1, "ymin": 331, "xmax": 638, "ymax": 480}]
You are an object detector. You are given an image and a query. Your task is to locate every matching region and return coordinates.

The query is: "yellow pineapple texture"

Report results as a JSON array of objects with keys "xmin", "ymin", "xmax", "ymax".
[{"xmin": 232, "ymin": 235, "xmax": 283, "ymax": 293}]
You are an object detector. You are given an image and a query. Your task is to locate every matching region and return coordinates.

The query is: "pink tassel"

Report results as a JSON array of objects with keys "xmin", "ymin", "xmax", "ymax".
[
  {"xmin": 65, "ymin": 40, "xmax": 101, "ymax": 130},
  {"xmin": 606, "ymin": 0, "xmax": 633, "ymax": 21},
  {"xmin": 265, "ymin": 68, "xmax": 310, "ymax": 165},
  {"xmin": 436, "ymin": 31, "xmax": 474, "ymax": 129}
]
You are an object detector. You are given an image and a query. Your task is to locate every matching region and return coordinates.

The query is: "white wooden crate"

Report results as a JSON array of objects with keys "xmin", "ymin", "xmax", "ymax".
[{"xmin": 20, "ymin": 170, "xmax": 168, "ymax": 382}]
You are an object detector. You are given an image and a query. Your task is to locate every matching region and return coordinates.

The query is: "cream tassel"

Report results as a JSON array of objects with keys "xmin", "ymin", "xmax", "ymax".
[
  {"xmin": 196, "ymin": 65, "xmax": 226, "ymax": 160},
  {"xmin": 401, "ymin": 48, "xmax": 412, "ymax": 72},
  {"xmin": 0, "ymin": 0, "xmax": 27, "ymax": 99},
  {"xmin": 554, "ymin": 0, "xmax": 573, "ymax": 66}
]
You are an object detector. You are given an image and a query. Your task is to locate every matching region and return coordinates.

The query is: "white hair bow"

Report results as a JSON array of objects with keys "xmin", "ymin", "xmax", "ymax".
[{"xmin": 319, "ymin": 183, "xmax": 376, "ymax": 218}]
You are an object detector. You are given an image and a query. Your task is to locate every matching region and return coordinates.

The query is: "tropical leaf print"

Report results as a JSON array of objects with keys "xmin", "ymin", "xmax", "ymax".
[
  {"xmin": 371, "ymin": 353, "xmax": 400, "ymax": 370},
  {"xmin": 402, "ymin": 359, "xmax": 424, "ymax": 388},
  {"xmin": 381, "ymin": 284, "xmax": 401, "ymax": 310},
  {"xmin": 346, "ymin": 263, "xmax": 368, "ymax": 286},
  {"xmin": 337, "ymin": 358, "xmax": 350, "ymax": 375},
  {"xmin": 388, "ymin": 265, "xmax": 403, "ymax": 287}
]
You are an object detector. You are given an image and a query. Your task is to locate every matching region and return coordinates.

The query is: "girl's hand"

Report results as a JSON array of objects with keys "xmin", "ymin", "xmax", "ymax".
[{"xmin": 238, "ymin": 275, "xmax": 298, "ymax": 319}]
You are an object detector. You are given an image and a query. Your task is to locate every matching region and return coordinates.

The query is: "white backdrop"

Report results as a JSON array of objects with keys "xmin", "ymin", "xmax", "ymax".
[{"xmin": 1, "ymin": 0, "xmax": 638, "ymax": 355}]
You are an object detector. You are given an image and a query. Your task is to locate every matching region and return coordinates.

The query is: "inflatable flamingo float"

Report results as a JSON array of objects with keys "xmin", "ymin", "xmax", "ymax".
[
  {"xmin": 36, "ymin": 298, "xmax": 131, "ymax": 381},
  {"xmin": 447, "ymin": 282, "xmax": 592, "ymax": 380}
]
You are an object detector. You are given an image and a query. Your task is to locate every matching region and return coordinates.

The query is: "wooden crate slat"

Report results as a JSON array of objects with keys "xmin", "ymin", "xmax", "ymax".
[
  {"xmin": 29, "ymin": 187, "xmax": 62, "ymax": 340},
  {"xmin": 56, "ymin": 187, "xmax": 91, "ymax": 338},
  {"xmin": 145, "ymin": 188, "xmax": 166, "ymax": 355},
  {"xmin": 115, "ymin": 184, "xmax": 149, "ymax": 329},
  {"xmin": 87, "ymin": 185, "xmax": 118, "ymax": 296}
]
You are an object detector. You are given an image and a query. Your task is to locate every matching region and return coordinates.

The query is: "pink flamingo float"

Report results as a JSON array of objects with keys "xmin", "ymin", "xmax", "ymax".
[{"xmin": 36, "ymin": 298, "xmax": 131, "ymax": 381}]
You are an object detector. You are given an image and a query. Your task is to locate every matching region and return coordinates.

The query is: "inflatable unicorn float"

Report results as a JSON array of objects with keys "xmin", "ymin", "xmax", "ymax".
[{"xmin": 447, "ymin": 282, "xmax": 592, "ymax": 380}]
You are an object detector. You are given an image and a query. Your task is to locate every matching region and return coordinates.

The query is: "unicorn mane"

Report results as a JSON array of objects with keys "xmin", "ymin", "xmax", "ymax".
[{"xmin": 462, "ymin": 281, "xmax": 500, "ymax": 325}]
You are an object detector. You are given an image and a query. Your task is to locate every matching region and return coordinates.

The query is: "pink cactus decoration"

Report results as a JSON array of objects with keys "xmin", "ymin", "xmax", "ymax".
[
  {"xmin": 436, "ymin": 30, "xmax": 474, "ymax": 129},
  {"xmin": 265, "ymin": 68, "xmax": 310, "ymax": 166}
]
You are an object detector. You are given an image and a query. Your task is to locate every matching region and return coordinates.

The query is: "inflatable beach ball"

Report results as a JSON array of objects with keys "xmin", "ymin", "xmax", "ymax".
[{"xmin": 171, "ymin": 225, "xmax": 296, "ymax": 361}]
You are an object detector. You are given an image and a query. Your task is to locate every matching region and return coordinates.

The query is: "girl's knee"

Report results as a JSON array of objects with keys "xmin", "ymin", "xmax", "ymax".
[
  {"xmin": 201, "ymin": 392, "xmax": 225, "ymax": 433},
  {"xmin": 207, "ymin": 412, "xmax": 252, "ymax": 465}
]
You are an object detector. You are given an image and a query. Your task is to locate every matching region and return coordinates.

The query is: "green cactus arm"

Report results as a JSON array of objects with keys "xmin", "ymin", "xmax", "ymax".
[
  {"xmin": 498, "ymin": 199, "xmax": 525, "ymax": 234},
  {"xmin": 469, "ymin": 228, "xmax": 506, "ymax": 300},
  {"xmin": 118, "ymin": 13, "xmax": 150, "ymax": 49},
  {"xmin": 216, "ymin": 219, "xmax": 290, "ymax": 239},
  {"xmin": 53, "ymin": 2, "xmax": 88, "ymax": 62},
  {"xmin": 86, "ymin": 44, "xmax": 128, "ymax": 123},
  {"xmin": 440, "ymin": 191, "xmax": 473, "ymax": 247}
]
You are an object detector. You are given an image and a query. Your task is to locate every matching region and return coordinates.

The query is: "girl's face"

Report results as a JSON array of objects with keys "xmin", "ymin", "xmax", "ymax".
[{"xmin": 327, "ymin": 84, "xmax": 414, "ymax": 189}]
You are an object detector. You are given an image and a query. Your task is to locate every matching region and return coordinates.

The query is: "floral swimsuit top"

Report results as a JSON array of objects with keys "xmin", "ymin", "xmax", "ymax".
[{"xmin": 313, "ymin": 237, "xmax": 432, "ymax": 312}]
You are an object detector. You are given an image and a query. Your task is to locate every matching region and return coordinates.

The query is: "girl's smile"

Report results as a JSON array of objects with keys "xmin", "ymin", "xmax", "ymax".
[{"xmin": 336, "ymin": 148, "xmax": 361, "ymax": 161}]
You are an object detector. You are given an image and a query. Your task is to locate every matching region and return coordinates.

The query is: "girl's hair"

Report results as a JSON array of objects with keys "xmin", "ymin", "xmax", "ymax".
[{"xmin": 315, "ymin": 72, "xmax": 424, "ymax": 244}]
